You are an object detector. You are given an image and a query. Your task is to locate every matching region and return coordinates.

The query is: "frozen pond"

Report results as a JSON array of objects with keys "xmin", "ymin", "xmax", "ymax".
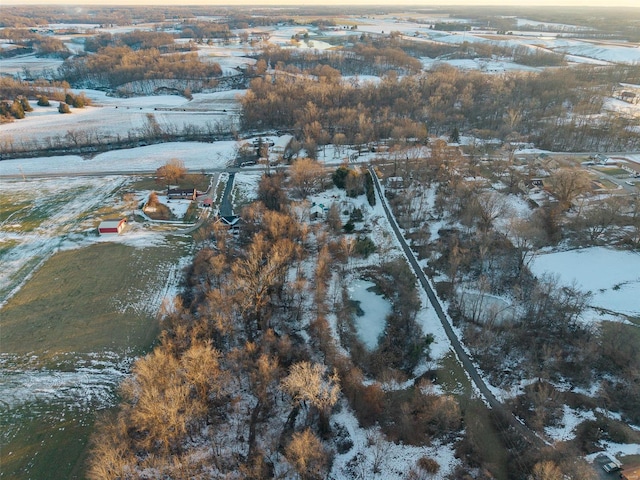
[{"xmin": 348, "ymin": 279, "xmax": 392, "ymax": 350}]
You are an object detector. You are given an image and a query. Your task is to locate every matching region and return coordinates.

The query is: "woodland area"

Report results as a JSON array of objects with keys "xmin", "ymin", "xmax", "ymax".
[
  {"xmin": 87, "ymin": 152, "xmax": 640, "ymax": 479},
  {"xmin": 240, "ymin": 63, "xmax": 640, "ymax": 153}
]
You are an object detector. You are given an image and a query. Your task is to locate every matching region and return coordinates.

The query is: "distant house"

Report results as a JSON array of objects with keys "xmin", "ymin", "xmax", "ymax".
[
  {"xmin": 310, "ymin": 203, "xmax": 325, "ymax": 220},
  {"xmin": 589, "ymin": 153, "xmax": 610, "ymax": 165},
  {"xmin": 215, "ymin": 214, "xmax": 243, "ymax": 233},
  {"xmin": 167, "ymin": 188, "xmax": 197, "ymax": 201},
  {"xmin": 98, "ymin": 218, "xmax": 127, "ymax": 235},
  {"xmin": 387, "ymin": 176, "xmax": 405, "ymax": 189}
]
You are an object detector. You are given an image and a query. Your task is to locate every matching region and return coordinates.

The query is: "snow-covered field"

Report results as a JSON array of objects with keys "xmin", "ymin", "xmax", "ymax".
[
  {"xmin": 0, "ymin": 90, "xmax": 242, "ymax": 150},
  {"xmin": 0, "ymin": 175, "xmax": 130, "ymax": 304},
  {"xmin": 531, "ymin": 247, "xmax": 640, "ymax": 318}
]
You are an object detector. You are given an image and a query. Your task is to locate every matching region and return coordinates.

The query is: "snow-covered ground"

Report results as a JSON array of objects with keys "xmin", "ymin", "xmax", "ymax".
[
  {"xmin": 331, "ymin": 407, "xmax": 459, "ymax": 480},
  {"xmin": 0, "ymin": 139, "xmax": 243, "ymax": 176},
  {"xmin": 530, "ymin": 247, "xmax": 640, "ymax": 318},
  {"xmin": 0, "ymin": 90, "xmax": 242, "ymax": 150}
]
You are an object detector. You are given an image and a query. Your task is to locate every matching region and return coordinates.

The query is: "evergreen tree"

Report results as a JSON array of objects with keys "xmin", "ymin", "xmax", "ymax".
[{"xmin": 449, "ymin": 126, "xmax": 460, "ymax": 144}]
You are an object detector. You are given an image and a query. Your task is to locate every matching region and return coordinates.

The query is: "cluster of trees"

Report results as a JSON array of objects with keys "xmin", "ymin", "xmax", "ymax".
[
  {"xmin": 0, "ymin": 27, "xmax": 71, "ymax": 58},
  {"xmin": 0, "ymin": 77, "xmax": 71, "ymax": 101},
  {"xmin": 87, "ymin": 165, "xmax": 465, "ymax": 478},
  {"xmin": 179, "ymin": 21, "xmax": 234, "ymax": 41},
  {"xmin": 0, "ymin": 96, "xmax": 31, "ymax": 122},
  {"xmin": 240, "ymin": 73, "xmax": 428, "ymax": 155},
  {"xmin": 58, "ymin": 46, "xmax": 222, "ymax": 90},
  {"xmin": 258, "ymin": 42, "xmax": 421, "ymax": 78},
  {"xmin": 89, "ymin": 196, "xmax": 333, "ymax": 478}
]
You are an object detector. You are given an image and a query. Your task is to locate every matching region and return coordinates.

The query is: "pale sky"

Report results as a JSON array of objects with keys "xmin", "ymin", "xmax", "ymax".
[{"xmin": 1, "ymin": 0, "xmax": 639, "ymax": 6}]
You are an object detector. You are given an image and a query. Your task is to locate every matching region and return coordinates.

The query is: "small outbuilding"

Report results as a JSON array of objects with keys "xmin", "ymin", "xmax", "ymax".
[{"xmin": 98, "ymin": 218, "xmax": 127, "ymax": 235}]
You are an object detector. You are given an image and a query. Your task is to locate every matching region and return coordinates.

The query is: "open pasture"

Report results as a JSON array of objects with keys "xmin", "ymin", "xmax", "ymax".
[{"xmin": 0, "ymin": 172, "xmax": 194, "ymax": 480}]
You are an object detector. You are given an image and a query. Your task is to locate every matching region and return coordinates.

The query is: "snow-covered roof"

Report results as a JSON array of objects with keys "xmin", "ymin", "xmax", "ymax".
[{"xmin": 99, "ymin": 219, "xmax": 126, "ymax": 229}]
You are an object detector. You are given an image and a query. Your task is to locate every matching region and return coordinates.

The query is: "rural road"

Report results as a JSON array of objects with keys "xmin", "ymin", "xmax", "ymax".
[{"xmin": 368, "ymin": 166, "xmax": 547, "ymax": 449}]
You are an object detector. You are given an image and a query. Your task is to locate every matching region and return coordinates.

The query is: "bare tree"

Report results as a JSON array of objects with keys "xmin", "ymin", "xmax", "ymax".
[
  {"xmin": 530, "ymin": 460, "xmax": 563, "ymax": 480},
  {"xmin": 284, "ymin": 429, "xmax": 330, "ymax": 480},
  {"xmin": 281, "ymin": 361, "xmax": 340, "ymax": 433},
  {"xmin": 509, "ymin": 217, "xmax": 543, "ymax": 275},
  {"xmin": 548, "ymin": 167, "xmax": 592, "ymax": 210},
  {"xmin": 289, "ymin": 158, "xmax": 325, "ymax": 198},
  {"xmin": 156, "ymin": 158, "xmax": 187, "ymax": 191},
  {"xmin": 474, "ymin": 190, "xmax": 510, "ymax": 232}
]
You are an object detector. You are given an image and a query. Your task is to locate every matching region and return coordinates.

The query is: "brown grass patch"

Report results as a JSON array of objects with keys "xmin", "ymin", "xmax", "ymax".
[{"xmin": 0, "ymin": 241, "xmax": 186, "ymax": 359}]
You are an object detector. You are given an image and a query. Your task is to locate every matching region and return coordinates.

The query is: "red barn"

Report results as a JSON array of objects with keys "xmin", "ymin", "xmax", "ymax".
[{"xmin": 98, "ymin": 218, "xmax": 127, "ymax": 235}]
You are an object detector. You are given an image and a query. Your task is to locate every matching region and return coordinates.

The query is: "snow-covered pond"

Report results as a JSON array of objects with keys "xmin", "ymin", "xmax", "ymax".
[
  {"xmin": 348, "ymin": 279, "xmax": 391, "ymax": 350},
  {"xmin": 530, "ymin": 247, "xmax": 640, "ymax": 318}
]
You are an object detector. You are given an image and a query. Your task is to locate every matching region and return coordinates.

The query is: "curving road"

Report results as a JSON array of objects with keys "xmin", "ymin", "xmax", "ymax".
[{"xmin": 368, "ymin": 166, "xmax": 547, "ymax": 449}]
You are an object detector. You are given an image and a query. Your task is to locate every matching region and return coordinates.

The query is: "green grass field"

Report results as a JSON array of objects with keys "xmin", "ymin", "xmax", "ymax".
[{"xmin": 0, "ymin": 215, "xmax": 192, "ymax": 480}]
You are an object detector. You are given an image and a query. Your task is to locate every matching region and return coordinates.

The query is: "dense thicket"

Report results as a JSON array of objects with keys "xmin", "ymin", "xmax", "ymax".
[{"xmin": 0, "ymin": 28, "xmax": 71, "ymax": 58}]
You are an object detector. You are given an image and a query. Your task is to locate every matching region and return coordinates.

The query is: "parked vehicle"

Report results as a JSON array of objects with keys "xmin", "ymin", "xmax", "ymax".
[{"xmin": 602, "ymin": 461, "xmax": 621, "ymax": 473}]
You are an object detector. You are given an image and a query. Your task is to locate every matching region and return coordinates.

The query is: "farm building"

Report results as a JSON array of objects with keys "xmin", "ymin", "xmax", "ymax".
[
  {"xmin": 98, "ymin": 218, "xmax": 127, "ymax": 235},
  {"xmin": 167, "ymin": 188, "xmax": 197, "ymax": 200}
]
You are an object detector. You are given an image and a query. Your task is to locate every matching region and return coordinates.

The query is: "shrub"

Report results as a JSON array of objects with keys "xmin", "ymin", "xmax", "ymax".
[
  {"xmin": 349, "ymin": 207, "xmax": 363, "ymax": 222},
  {"xmin": 417, "ymin": 456, "xmax": 440, "ymax": 474},
  {"xmin": 10, "ymin": 99, "xmax": 24, "ymax": 119},
  {"xmin": 19, "ymin": 96, "xmax": 33, "ymax": 112},
  {"xmin": 37, "ymin": 95, "xmax": 50, "ymax": 106},
  {"xmin": 343, "ymin": 221, "xmax": 355, "ymax": 234},
  {"xmin": 365, "ymin": 171, "xmax": 376, "ymax": 206},
  {"xmin": 333, "ymin": 165, "xmax": 349, "ymax": 189},
  {"xmin": 354, "ymin": 236, "xmax": 375, "ymax": 257}
]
